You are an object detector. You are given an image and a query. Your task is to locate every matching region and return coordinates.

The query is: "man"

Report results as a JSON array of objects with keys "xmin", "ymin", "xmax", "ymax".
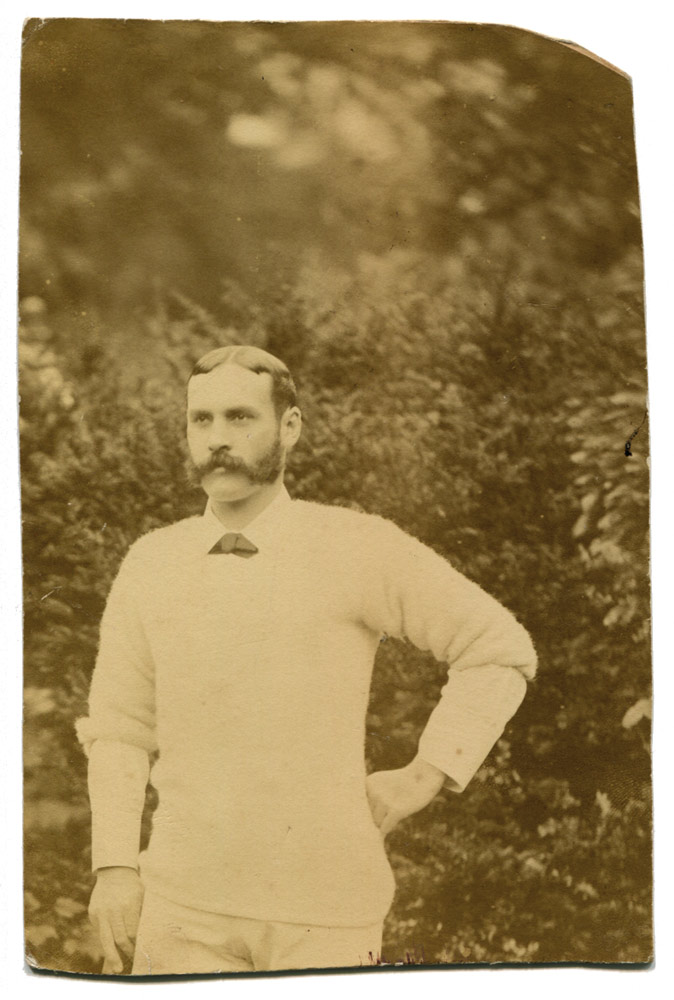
[{"xmin": 77, "ymin": 344, "xmax": 537, "ymax": 975}]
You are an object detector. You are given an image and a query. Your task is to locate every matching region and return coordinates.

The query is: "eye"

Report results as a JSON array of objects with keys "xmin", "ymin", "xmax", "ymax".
[{"xmin": 191, "ymin": 413, "xmax": 211, "ymax": 424}]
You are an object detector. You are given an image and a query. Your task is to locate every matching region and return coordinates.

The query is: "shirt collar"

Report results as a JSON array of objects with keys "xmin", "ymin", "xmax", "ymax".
[{"xmin": 199, "ymin": 486, "xmax": 293, "ymax": 555}]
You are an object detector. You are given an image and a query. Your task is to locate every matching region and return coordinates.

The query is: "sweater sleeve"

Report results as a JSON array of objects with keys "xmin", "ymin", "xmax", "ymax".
[
  {"xmin": 361, "ymin": 518, "xmax": 537, "ymax": 790},
  {"xmin": 75, "ymin": 544, "xmax": 157, "ymax": 871},
  {"xmin": 87, "ymin": 739, "xmax": 150, "ymax": 871}
]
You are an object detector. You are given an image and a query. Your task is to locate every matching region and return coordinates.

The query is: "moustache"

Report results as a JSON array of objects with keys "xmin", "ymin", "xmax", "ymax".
[
  {"xmin": 186, "ymin": 436, "xmax": 283, "ymax": 490},
  {"xmin": 194, "ymin": 451, "xmax": 251, "ymax": 477}
]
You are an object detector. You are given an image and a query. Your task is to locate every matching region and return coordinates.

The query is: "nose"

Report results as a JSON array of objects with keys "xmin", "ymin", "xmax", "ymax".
[{"xmin": 207, "ymin": 417, "xmax": 232, "ymax": 452}]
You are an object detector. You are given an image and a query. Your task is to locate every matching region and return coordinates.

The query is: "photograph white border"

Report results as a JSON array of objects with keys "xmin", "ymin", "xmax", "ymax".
[{"xmin": 2, "ymin": 3, "xmax": 670, "ymax": 997}]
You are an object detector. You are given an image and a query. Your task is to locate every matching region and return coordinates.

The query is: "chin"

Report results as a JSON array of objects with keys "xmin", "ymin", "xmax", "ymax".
[{"xmin": 203, "ymin": 477, "xmax": 257, "ymax": 504}]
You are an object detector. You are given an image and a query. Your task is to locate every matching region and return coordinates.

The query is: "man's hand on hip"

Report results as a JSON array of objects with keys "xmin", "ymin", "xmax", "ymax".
[
  {"xmin": 366, "ymin": 756, "xmax": 446, "ymax": 837},
  {"xmin": 88, "ymin": 866, "xmax": 144, "ymax": 974}
]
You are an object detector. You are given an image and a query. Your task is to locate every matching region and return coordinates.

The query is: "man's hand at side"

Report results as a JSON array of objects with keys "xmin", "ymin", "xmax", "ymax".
[
  {"xmin": 366, "ymin": 756, "xmax": 446, "ymax": 837},
  {"xmin": 88, "ymin": 866, "xmax": 144, "ymax": 974}
]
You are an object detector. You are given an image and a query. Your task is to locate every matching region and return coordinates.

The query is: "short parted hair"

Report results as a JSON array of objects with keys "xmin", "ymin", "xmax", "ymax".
[{"xmin": 190, "ymin": 345, "xmax": 298, "ymax": 417}]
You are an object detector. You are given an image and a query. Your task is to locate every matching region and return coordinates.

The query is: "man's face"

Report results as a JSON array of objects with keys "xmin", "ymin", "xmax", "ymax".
[{"xmin": 186, "ymin": 364, "xmax": 286, "ymax": 505}]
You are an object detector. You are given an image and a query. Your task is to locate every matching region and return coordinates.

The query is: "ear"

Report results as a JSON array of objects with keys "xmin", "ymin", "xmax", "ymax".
[{"xmin": 280, "ymin": 407, "xmax": 302, "ymax": 451}]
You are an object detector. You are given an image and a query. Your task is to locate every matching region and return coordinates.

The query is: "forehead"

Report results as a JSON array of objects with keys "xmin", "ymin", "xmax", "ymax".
[{"xmin": 187, "ymin": 364, "xmax": 275, "ymax": 410}]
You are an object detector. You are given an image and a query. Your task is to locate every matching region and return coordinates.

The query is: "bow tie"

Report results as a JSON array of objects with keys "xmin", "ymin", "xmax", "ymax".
[{"xmin": 209, "ymin": 532, "xmax": 259, "ymax": 557}]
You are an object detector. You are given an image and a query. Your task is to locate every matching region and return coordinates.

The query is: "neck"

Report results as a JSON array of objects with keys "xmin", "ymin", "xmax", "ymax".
[{"xmin": 209, "ymin": 479, "xmax": 284, "ymax": 531}]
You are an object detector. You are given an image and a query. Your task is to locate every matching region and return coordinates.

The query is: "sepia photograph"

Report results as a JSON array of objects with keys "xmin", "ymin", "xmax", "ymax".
[{"xmin": 18, "ymin": 16, "xmax": 652, "ymax": 978}]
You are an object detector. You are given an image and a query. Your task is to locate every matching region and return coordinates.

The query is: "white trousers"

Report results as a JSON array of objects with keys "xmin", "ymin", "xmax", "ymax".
[{"xmin": 131, "ymin": 890, "xmax": 384, "ymax": 975}]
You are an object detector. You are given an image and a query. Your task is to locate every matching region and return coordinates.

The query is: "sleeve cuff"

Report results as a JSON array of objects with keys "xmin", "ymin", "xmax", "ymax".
[
  {"xmin": 88, "ymin": 740, "xmax": 150, "ymax": 872},
  {"xmin": 418, "ymin": 666, "xmax": 527, "ymax": 792}
]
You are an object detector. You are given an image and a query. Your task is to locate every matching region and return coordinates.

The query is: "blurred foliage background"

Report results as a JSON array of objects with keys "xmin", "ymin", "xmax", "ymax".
[{"xmin": 20, "ymin": 19, "xmax": 650, "ymax": 971}]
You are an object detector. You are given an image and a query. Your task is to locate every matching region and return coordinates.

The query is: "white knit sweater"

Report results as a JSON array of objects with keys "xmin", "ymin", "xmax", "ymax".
[{"xmin": 77, "ymin": 488, "xmax": 536, "ymax": 927}]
